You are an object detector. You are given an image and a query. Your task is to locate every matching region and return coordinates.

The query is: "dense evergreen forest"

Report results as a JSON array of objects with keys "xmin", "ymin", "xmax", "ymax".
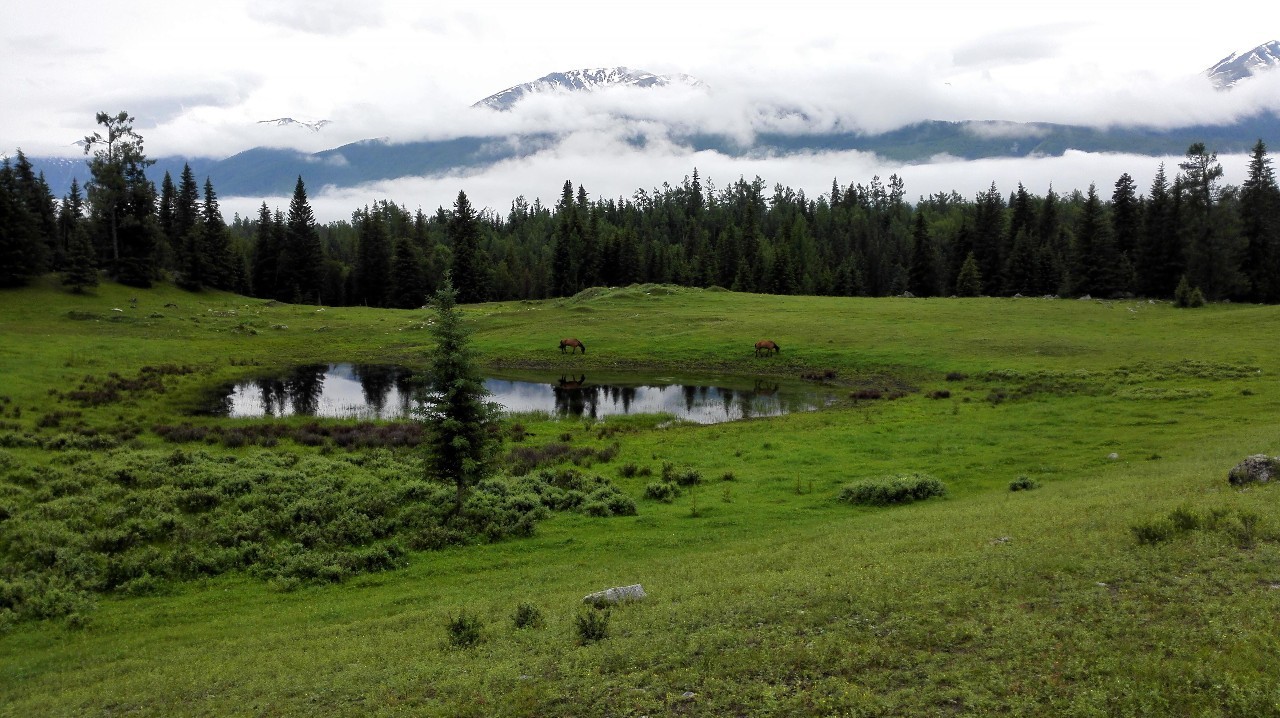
[{"xmin": 4, "ymin": 111, "xmax": 1280, "ymax": 305}]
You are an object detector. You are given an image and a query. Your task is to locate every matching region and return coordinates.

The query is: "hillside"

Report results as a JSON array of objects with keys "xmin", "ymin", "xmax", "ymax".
[{"xmin": 1, "ymin": 279, "xmax": 1279, "ymax": 715}]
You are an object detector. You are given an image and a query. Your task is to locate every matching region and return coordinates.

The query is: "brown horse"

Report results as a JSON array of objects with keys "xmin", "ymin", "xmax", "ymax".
[
  {"xmin": 559, "ymin": 338, "xmax": 586, "ymax": 354},
  {"xmin": 754, "ymin": 340, "xmax": 780, "ymax": 356}
]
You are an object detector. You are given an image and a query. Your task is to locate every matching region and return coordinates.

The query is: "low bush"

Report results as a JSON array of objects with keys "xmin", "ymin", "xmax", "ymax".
[
  {"xmin": 1009, "ymin": 476, "xmax": 1040, "ymax": 492},
  {"xmin": 575, "ymin": 607, "xmax": 610, "ymax": 643},
  {"xmin": 513, "ymin": 602, "xmax": 544, "ymax": 630},
  {"xmin": 1131, "ymin": 518, "xmax": 1175, "ymax": 545},
  {"xmin": 644, "ymin": 482, "xmax": 679, "ymax": 502},
  {"xmin": 447, "ymin": 610, "xmax": 483, "ymax": 648},
  {"xmin": 839, "ymin": 473, "xmax": 947, "ymax": 506}
]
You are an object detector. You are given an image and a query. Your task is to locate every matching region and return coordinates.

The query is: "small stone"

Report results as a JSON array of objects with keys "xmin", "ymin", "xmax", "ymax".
[
  {"xmin": 681, "ymin": 691, "xmax": 696, "ymax": 700},
  {"xmin": 1107, "ymin": 452, "xmax": 1120, "ymax": 460}
]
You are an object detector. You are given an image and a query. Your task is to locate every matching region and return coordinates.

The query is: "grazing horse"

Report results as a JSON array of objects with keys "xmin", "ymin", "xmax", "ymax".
[
  {"xmin": 559, "ymin": 338, "xmax": 586, "ymax": 354},
  {"xmin": 754, "ymin": 340, "xmax": 780, "ymax": 356}
]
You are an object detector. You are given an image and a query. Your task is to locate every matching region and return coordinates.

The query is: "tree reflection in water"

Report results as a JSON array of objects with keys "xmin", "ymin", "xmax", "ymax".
[{"xmin": 215, "ymin": 365, "xmax": 835, "ymax": 424}]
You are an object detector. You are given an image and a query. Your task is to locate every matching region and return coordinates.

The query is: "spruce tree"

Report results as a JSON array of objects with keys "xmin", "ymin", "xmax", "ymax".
[
  {"xmin": 955, "ymin": 252, "xmax": 982, "ymax": 297},
  {"xmin": 388, "ymin": 237, "xmax": 429, "ymax": 308},
  {"xmin": 0, "ymin": 158, "xmax": 43, "ymax": 286},
  {"xmin": 1179, "ymin": 143, "xmax": 1242, "ymax": 299},
  {"xmin": 84, "ymin": 111, "xmax": 158, "ymax": 285},
  {"xmin": 282, "ymin": 176, "xmax": 323, "ymax": 303},
  {"xmin": 201, "ymin": 178, "xmax": 234, "ymax": 290},
  {"xmin": 907, "ymin": 210, "xmax": 939, "ymax": 296},
  {"xmin": 449, "ymin": 191, "xmax": 486, "ymax": 304},
  {"xmin": 417, "ymin": 278, "xmax": 501, "ymax": 513},
  {"xmin": 1240, "ymin": 139, "xmax": 1280, "ymax": 302},
  {"xmin": 354, "ymin": 205, "xmax": 393, "ymax": 306}
]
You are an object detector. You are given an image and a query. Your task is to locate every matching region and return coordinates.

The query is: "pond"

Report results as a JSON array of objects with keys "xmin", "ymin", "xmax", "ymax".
[{"xmin": 208, "ymin": 364, "xmax": 839, "ymax": 424}]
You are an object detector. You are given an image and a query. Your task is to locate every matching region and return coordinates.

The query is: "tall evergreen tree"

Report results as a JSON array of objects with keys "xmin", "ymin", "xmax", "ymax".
[
  {"xmin": 907, "ymin": 210, "xmax": 939, "ymax": 296},
  {"xmin": 282, "ymin": 176, "xmax": 324, "ymax": 303},
  {"xmin": 0, "ymin": 157, "xmax": 43, "ymax": 286},
  {"xmin": 1179, "ymin": 143, "xmax": 1242, "ymax": 299},
  {"xmin": 449, "ymin": 190, "xmax": 486, "ymax": 304},
  {"xmin": 84, "ymin": 111, "xmax": 158, "ymax": 285},
  {"xmin": 388, "ymin": 236, "xmax": 429, "ymax": 309},
  {"xmin": 1239, "ymin": 139, "xmax": 1280, "ymax": 302},
  {"xmin": 1070, "ymin": 184, "xmax": 1124, "ymax": 297},
  {"xmin": 353, "ymin": 205, "xmax": 393, "ymax": 306},
  {"xmin": 201, "ymin": 177, "xmax": 235, "ymax": 290},
  {"xmin": 1136, "ymin": 164, "xmax": 1181, "ymax": 297}
]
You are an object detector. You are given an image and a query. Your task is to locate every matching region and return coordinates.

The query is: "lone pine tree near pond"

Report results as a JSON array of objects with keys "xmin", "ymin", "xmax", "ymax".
[{"xmin": 418, "ymin": 278, "xmax": 501, "ymax": 511}]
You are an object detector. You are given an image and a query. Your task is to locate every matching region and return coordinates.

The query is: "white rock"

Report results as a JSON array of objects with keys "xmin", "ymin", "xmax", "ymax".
[{"xmin": 583, "ymin": 584, "xmax": 646, "ymax": 606}]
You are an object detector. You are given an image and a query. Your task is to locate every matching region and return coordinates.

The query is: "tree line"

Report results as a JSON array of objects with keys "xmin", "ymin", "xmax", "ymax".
[{"xmin": 4, "ymin": 111, "xmax": 1279, "ymax": 305}]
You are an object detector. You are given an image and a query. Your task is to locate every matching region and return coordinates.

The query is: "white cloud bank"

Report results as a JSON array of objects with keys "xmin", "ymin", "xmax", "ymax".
[{"xmin": 220, "ymin": 138, "xmax": 1255, "ymax": 225}]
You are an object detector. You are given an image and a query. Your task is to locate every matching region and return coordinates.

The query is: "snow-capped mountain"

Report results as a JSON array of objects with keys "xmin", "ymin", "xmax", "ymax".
[
  {"xmin": 1205, "ymin": 40, "xmax": 1280, "ymax": 88},
  {"xmin": 257, "ymin": 117, "xmax": 332, "ymax": 132},
  {"xmin": 473, "ymin": 67, "xmax": 705, "ymax": 111}
]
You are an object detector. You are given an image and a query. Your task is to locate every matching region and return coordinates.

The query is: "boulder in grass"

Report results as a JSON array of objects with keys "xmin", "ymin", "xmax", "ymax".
[
  {"xmin": 583, "ymin": 584, "xmax": 646, "ymax": 606},
  {"xmin": 1228, "ymin": 455, "xmax": 1280, "ymax": 486}
]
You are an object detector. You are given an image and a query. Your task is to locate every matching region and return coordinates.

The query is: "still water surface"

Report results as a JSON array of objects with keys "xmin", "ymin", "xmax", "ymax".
[{"xmin": 211, "ymin": 364, "xmax": 836, "ymax": 424}]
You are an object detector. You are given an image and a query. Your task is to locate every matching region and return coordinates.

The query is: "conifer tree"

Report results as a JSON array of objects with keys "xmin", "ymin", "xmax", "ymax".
[
  {"xmin": 0, "ymin": 157, "xmax": 43, "ymax": 286},
  {"xmin": 1136, "ymin": 164, "xmax": 1181, "ymax": 297},
  {"xmin": 388, "ymin": 236, "xmax": 429, "ymax": 309},
  {"xmin": 1179, "ymin": 143, "xmax": 1242, "ymax": 299},
  {"xmin": 955, "ymin": 252, "xmax": 982, "ymax": 296},
  {"xmin": 282, "ymin": 176, "xmax": 324, "ymax": 303},
  {"xmin": 201, "ymin": 177, "xmax": 235, "ymax": 289},
  {"xmin": 353, "ymin": 205, "xmax": 392, "ymax": 306},
  {"xmin": 84, "ymin": 111, "xmax": 158, "ymax": 285},
  {"xmin": 907, "ymin": 210, "xmax": 939, "ymax": 296},
  {"xmin": 1239, "ymin": 139, "xmax": 1280, "ymax": 302},
  {"xmin": 449, "ymin": 191, "xmax": 486, "ymax": 304},
  {"xmin": 417, "ymin": 278, "xmax": 501, "ymax": 513}
]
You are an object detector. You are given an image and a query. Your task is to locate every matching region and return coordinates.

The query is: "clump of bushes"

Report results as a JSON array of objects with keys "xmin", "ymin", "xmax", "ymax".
[
  {"xmin": 505, "ymin": 441, "xmax": 620, "ymax": 475},
  {"xmin": 1174, "ymin": 275, "xmax": 1207, "ymax": 308},
  {"xmin": 1009, "ymin": 476, "xmax": 1040, "ymax": 492},
  {"xmin": 839, "ymin": 473, "xmax": 947, "ymax": 506},
  {"xmin": 1131, "ymin": 505, "xmax": 1271, "ymax": 548},
  {"xmin": 0, "ymin": 448, "xmax": 633, "ymax": 625},
  {"xmin": 927, "ymin": 389, "xmax": 951, "ymax": 400}
]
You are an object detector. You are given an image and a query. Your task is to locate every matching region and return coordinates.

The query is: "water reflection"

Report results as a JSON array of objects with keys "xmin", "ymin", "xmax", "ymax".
[{"xmin": 214, "ymin": 365, "xmax": 835, "ymax": 424}]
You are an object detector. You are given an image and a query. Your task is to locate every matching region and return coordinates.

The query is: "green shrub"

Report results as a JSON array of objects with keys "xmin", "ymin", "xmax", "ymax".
[
  {"xmin": 644, "ymin": 482, "xmax": 678, "ymax": 502},
  {"xmin": 839, "ymin": 473, "xmax": 946, "ymax": 506},
  {"xmin": 1168, "ymin": 505, "xmax": 1201, "ymax": 532},
  {"xmin": 575, "ymin": 607, "xmax": 610, "ymax": 643},
  {"xmin": 1131, "ymin": 518, "xmax": 1175, "ymax": 545},
  {"xmin": 447, "ymin": 610, "xmax": 483, "ymax": 648},
  {"xmin": 1008, "ymin": 476, "xmax": 1040, "ymax": 492},
  {"xmin": 513, "ymin": 602, "xmax": 544, "ymax": 630},
  {"xmin": 1174, "ymin": 275, "xmax": 1206, "ymax": 308}
]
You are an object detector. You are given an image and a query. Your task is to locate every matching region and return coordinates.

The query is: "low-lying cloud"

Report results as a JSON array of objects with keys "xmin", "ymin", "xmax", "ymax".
[{"xmin": 221, "ymin": 132, "xmax": 1255, "ymax": 226}]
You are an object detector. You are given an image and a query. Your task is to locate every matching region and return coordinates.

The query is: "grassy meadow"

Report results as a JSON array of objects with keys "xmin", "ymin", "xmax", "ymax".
[{"xmin": 2, "ymin": 276, "xmax": 1280, "ymax": 716}]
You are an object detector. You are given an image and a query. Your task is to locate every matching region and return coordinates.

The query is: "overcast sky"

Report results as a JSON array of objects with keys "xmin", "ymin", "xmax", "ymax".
[{"xmin": 3, "ymin": 0, "xmax": 1277, "ymax": 220}]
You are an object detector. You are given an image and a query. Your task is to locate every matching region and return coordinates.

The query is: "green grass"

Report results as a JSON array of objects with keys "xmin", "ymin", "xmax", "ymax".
[{"xmin": 2, "ymin": 277, "xmax": 1280, "ymax": 716}]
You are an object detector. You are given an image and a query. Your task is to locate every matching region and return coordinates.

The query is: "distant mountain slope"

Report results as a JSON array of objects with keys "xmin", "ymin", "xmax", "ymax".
[
  {"xmin": 31, "ymin": 114, "xmax": 1280, "ymax": 200},
  {"xmin": 1206, "ymin": 40, "xmax": 1280, "ymax": 88},
  {"xmin": 473, "ymin": 67, "xmax": 705, "ymax": 110}
]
